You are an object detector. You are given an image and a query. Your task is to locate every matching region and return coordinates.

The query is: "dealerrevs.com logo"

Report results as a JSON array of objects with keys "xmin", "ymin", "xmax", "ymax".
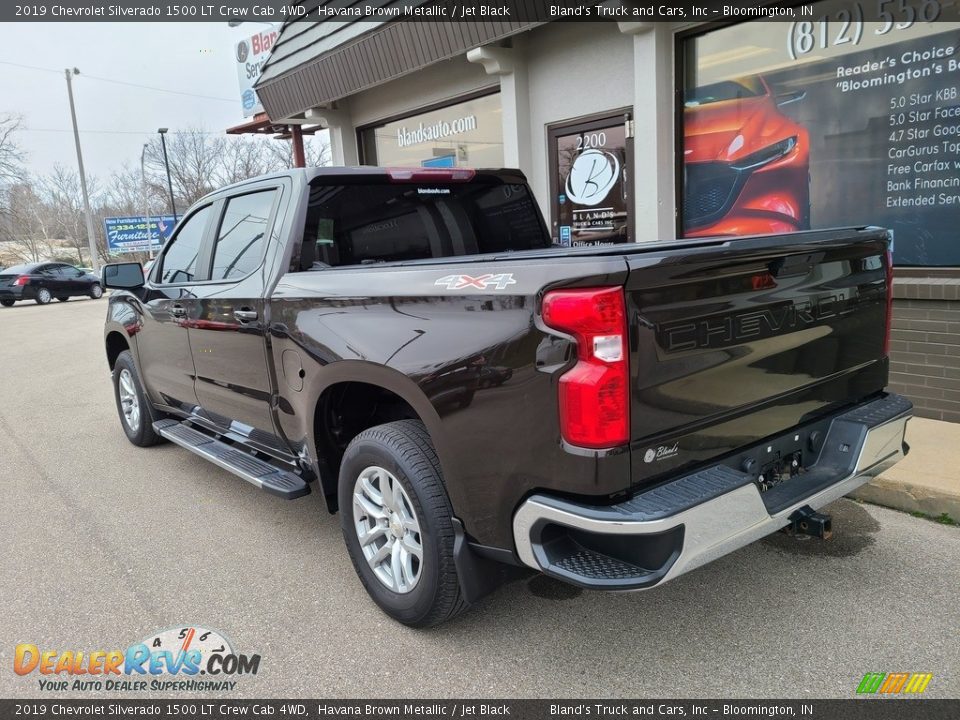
[{"xmin": 14, "ymin": 625, "xmax": 260, "ymax": 692}]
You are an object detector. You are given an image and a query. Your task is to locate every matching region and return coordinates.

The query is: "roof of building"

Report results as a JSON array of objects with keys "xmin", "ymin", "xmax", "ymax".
[{"xmin": 254, "ymin": 2, "xmax": 540, "ymax": 121}]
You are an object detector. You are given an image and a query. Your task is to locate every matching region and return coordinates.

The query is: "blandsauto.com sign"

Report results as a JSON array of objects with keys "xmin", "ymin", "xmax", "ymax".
[{"xmin": 396, "ymin": 115, "xmax": 478, "ymax": 148}]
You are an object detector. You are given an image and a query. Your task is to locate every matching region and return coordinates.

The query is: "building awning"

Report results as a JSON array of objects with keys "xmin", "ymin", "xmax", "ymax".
[
  {"xmin": 225, "ymin": 112, "xmax": 324, "ymax": 139},
  {"xmin": 255, "ymin": 8, "xmax": 542, "ymax": 121}
]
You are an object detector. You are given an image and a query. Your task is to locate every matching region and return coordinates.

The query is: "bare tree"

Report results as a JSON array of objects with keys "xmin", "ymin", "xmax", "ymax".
[
  {"xmin": 304, "ymin": 133, "xmax": 332, "ymax": 167},
  {"xmin": 36, "ymin": 165, "xmax": 102, "ymax": 265},
  {"xmin": 215, "ymin": 136, "xmax": 279, "ymax": 186},
  {"xmin": 0, "ymin": 126, "xmax": 331, "ymax": 268},
  {"xmin": 142, "ymin": 127, "xmax": 332, "ymax": 213},
  {"xmin": 262, "ymin": 131, "xmax": 332, "ymax": 169},
  {"xmin": 0, "ymin": 115, "xmax": 26, "ymax": 244},
  {"xmin": 1, "ymin": 181, "xmax": 55, "ymax": 263},
  {"xmin": 0, "ymin": 114, "xmax": 25, "ymax": 187},
  {"xmin": 142, "ymin": 128, "xmax": 223, "ymax": 208},
  {"xmin": 103, "ymin": 163, "xmax": 156, "ymax": 215}
]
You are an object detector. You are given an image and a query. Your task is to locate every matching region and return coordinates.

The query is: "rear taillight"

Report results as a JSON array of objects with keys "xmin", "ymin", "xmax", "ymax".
[
  {"xmin": 13, "ymin": 276, "xmax": 28, "ymax": 286},
  {"xmin": 541, "ymin": 286, "xmax": 629, "ymax": 449},
  {"xmin": 884, "ymin": 249, "xmax": 894, "ymax": 357}
]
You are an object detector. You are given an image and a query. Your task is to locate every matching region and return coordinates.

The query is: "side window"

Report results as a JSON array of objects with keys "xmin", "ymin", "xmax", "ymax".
[
  {"xmin": 158, "ymin": 205, "xmax": 211, "ymax": 284},
  {"xmin": 210, "ymin": 190, "xmax": 276, "ymax": 281}
]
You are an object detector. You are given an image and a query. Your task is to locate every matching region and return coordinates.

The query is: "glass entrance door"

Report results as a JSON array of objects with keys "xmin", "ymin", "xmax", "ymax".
[{"xmin": 549, "ymin": 113, "xmax": 632, "ymax": 247}]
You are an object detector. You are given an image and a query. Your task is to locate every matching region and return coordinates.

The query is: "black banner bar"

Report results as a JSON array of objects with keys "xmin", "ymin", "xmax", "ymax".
[
  {"xmin": 5, "ymin": 0, "xmax": 960, "ymax": 24},
  {"xmin": 1, "ymin": 700, "xmax": 959, "ymax": 720}
]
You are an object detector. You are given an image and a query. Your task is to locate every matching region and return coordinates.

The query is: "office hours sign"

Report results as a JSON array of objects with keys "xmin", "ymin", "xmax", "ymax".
[{"xmin": 550, "ymin": 115, "xmax": 631, "ymax": 247}]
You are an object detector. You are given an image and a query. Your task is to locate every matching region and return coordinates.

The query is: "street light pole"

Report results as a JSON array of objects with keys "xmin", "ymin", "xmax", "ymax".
[
  {"xmin": 64, "ymin": 68, "xmax": 100, "ymax": 273},
  {"xmin": 157, "ymin": 128, "xmax": 177, "ymax": 221}
]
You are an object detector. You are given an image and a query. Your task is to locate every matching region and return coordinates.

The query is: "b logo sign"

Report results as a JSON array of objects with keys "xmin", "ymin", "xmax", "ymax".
[{"xmin": 565, "ymin": 149, "xmax": 620, "ymax": 206}]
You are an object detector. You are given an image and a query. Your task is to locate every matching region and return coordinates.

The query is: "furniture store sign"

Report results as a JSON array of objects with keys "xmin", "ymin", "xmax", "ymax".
[
  {"xmin": 396, "ymin": 114, "xmax": 478, "ymax": 148},
  {"xmin": 104, "ymin": 215, "xmax": 177, "ymax": 254}
]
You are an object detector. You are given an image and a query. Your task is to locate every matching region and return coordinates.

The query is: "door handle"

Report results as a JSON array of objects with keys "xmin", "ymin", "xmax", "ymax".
[
  {"xmin": 170, "ymin": 305, "xmax": 186, "ymax": 317},
  {"xmin": 234, "ymin": 309, "xmax": 258, "ymax": 322}
]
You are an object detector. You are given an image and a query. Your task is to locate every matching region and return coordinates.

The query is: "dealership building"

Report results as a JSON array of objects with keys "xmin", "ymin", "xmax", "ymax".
[{"xmin": 252, "ymin": 4, "xmax": 960, "ymax": 423}]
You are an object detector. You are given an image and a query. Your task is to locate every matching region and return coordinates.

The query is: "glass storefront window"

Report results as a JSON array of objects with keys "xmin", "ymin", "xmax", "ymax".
[
  {"xmin": 359, "ymin": 92, "xmax": 503, "ymax": 169},
  {"xmin": 680, "ymin": 3, "xmax": 960, "ymax": 266}
]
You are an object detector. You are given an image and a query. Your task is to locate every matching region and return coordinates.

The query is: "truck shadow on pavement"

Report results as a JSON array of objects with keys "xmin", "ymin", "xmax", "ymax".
[{"xmin": 760, "ymin": 499, "xmax": 880, "ymax": 558}]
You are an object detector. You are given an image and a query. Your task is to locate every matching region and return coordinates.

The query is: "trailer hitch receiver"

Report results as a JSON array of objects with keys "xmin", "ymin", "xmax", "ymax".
[{"xmin": 785, "ymin": 505, "xmax": 832, "ymax": 539}]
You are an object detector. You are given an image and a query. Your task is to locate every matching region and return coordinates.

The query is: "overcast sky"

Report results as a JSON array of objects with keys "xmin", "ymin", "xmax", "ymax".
[{"xmin": 0, "ymin": 22, "xmax": 265, "ymax": 179}]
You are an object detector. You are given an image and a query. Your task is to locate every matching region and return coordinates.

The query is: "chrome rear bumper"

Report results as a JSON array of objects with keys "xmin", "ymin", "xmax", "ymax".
[{"xmin": 512, "ymin": 394, "xmax": 912, "ymax": 590}]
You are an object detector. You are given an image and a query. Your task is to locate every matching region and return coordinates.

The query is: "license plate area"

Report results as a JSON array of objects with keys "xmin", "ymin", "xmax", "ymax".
[
  {"xmin": 731, "ymin": 422, "xmax": 828, "ymax": 496},
  {"xmin": 758, "ymin": 450, "xmax": 804, "ymax": 493}
]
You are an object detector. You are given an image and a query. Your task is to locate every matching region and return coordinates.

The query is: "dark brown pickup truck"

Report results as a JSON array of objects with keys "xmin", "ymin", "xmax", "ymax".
[{"xmin": 101, "ymin": 167, "xmax": 911, "ymax": 626}]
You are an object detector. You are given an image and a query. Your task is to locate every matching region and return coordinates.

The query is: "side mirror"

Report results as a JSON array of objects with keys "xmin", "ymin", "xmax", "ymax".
[
  {"xmin": 102, "ymin": 262, "xmax": 145, "ymax": 290},
  {"xmin": 776, "ymin": 90, "xmax": 806, "ymax": 107}
]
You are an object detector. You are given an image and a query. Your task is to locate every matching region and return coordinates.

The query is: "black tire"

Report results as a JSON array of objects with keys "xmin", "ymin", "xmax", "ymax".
[
  {"xmin": 57, "ymin": 297, "xmax": 69, "ymax": 303},
  {"xmin": 338, "ymin": 420, "xmax": 466, "ymax": 627},
  {"xmin": 0, "ymin": 299, "xmax": 13, "ymax": 307},
  {"xmin": 457, "ymin": 388, "xmax": 475, "ymax": 409},
  {"xmin": 90, "ymin": 283, "xmax": 103, "ymax": 299},
  {"xmin": 112, "ymin": 350, "xmax": 162, "ymax": 447},
  {"xmin": 34, "ymin": 287, "xmax": 51, "ymax": 305}
]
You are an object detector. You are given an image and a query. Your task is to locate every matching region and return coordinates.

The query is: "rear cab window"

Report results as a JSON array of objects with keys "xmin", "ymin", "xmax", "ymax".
[{"xmin": 295, "ymin": 178, "xmax": 550, "ymax": 271}]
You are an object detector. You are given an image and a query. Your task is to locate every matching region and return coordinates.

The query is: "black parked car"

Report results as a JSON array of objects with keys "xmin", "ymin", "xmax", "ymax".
[{"xmin": 0, "ymin": 262, "xmax": 103, "ymax": 306}]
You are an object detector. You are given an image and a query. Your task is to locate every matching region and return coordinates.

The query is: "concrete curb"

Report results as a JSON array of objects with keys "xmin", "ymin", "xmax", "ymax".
[
  {"xmin": 851, "ymin": 477, "xmax": 960, "ymax": 521},
  {"xmin": 848, "ymin": 416, "xmax": 960, "ymax": 522}
]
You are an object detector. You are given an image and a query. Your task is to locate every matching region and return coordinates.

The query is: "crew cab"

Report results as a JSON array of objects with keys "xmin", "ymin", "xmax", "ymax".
[{"xmin": 101, "ymin": 167, "xmax": 911, "ymax": 627}]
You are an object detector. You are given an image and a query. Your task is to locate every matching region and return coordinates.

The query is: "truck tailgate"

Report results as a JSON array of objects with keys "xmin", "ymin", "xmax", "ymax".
[{"xmin": 625, "ymin": 227, "xmax": 891, "ymax": 487}]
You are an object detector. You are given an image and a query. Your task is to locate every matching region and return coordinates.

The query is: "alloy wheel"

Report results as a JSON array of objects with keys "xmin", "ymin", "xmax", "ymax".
[
  {"xmin": 117, "ymin": 368, "xmax": 141, "ymax": 432},
  {"xmin": 352, "ymin": 466, "xmax": 423, "ymax": 593}
]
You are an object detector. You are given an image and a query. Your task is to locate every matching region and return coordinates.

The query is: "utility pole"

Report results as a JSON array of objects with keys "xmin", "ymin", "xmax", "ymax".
[
  {"xmin": 140, "ymin": 143, "xmax": 155, "ymax": 261},
  {"xmin": 64, "ymin": 68, "xmax": 100, "ymax": 273},
  {"xmin": 157, "ymin": 128, "xmax": 177, "ymax": 221}
]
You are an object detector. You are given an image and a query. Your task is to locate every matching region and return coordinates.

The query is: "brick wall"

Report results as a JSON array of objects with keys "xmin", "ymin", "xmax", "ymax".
[{"xmin": 888, "ymin": 277, "xmax": 960, "ymax": 424}]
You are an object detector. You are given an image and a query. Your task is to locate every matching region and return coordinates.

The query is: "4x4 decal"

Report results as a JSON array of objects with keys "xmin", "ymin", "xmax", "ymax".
[{"xmin": 435, "ymin": 274, "xmax": 516, "ymax": 291}]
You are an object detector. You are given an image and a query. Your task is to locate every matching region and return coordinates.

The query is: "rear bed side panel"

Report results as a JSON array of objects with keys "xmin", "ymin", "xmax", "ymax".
[
  {"xmin": 269, "ymin": 255, "xmax": 631, "ymax": 549},
  {"xmin": 624, "ymin": 228, "xmax": 891, "ymax": 488}
]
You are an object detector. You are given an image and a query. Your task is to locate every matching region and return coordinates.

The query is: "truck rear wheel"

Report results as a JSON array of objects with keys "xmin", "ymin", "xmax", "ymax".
[{"xmin": 338, "ymin": 420, "xmax": 466, "ymax": 627}]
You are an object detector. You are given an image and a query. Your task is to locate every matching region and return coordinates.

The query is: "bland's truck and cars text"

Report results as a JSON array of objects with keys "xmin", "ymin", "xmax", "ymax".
[{"xmin": 101, "ymin": 166, "xmax": 910, "ymax": 627}]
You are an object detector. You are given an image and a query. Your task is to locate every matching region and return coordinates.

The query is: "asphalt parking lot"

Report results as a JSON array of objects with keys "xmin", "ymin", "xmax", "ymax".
[{"xmin": 1, "ymin": 297, "xmax": 958, "ymax": 699}]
